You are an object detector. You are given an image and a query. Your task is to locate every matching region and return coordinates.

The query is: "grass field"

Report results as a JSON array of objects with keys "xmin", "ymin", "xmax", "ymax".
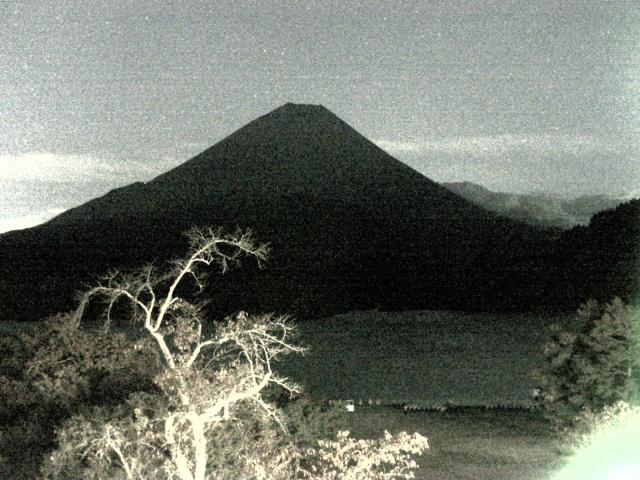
[{"xmin": 342, "ymin": 405, "xmax": 564, "ymax": 480}]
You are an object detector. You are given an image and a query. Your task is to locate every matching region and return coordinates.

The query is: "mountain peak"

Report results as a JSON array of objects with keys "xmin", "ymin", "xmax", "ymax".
[
  {"xmin": 147, "ymin": 101, "xmax": 448, "ymax": 203},
  {"xmin": 279, "ymin": 102, "xmax": 327, "ymax": 111},
  {"xmin": 264, "ymin": 102, "xmax": 335, "ymax": 122}
]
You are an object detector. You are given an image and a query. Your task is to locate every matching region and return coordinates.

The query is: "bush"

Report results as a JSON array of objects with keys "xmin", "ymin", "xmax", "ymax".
[
  {"xmin": 0, "ymin": 327, "xmax": 41, "ymax": 418},
  {"xmin": 41, "ymin": 393, "xmax": 172, "ymax": 480},
  {"xmin": 0, "ymin": 313, "xmax": 162, "ymax": 477},
  {"xmin": 568, "ymin": 400, "xmax": 640, "ymax": 450},
  {"xmin": 299, "ymin": 430, "xmax": 429, "ymax": 480},
  {"xmin": 280, "ymin": 394, "xmax": 349, "ymax": 447},
  {"xmin": 534, "ymin": 297, "xmax": 640, "ymax": 432},
  {"xmin": 1, "ymin": 313, "xmax": 162, "ymax": 412}
]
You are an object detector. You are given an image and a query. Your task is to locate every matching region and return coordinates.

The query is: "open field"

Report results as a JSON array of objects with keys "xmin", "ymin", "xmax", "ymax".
[
  {"xmin": 275, "ymin": 310, "xmax": 579, "ymax": 408},
  {"xmin": 343, "ymin": 406, "xmax": 564, "ymax": 480}
]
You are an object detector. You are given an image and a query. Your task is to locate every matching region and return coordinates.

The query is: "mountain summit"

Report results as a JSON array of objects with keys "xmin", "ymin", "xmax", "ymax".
[
  {"xmin": 1, "ymin": 104, "xmax": 555, "ymax": 321},
  {"xmin": 141, "ymin": 101, "xmax": 461, "ymax": 214}
]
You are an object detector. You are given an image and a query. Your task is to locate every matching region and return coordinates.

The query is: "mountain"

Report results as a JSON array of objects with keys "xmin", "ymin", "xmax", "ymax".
[
  {"xmin": 442, "ymin": 181, "xmax": 625, "ymax": 229},
  {"xmin": 0, "ymin": 103, "xmax": 612, "ymax": 323}
]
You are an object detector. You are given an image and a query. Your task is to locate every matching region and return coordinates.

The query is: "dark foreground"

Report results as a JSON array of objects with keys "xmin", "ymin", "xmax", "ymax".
[{"xmin": 1, "ymin": 405, "xmax": 565, "ymax": 480}]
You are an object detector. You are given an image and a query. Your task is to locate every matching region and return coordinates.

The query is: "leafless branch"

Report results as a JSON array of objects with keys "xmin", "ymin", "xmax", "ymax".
[{"xmin": 68, "ymin": 227, "xmax": 323, "ymax": 480}]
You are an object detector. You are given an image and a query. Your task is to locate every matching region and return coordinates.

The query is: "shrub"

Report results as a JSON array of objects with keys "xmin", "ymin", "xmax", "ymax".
[
  {"xmin": 0, "ymin": 327, "xmax": 41, "ymax": 418},
  {"xmin": 8, "ymin": 312, "xmax": 162, "ymax": 410},
  {"xmin": 568, "ymin": 400, "xmax": 640, "ymax": 450},
  {"xmin": 299, "ymin": 430, "xmax": 429, "ymax": 480},
  {"xmin": 0, "ymin": 312, "xmax": 162, "ymax": 477},
  {"xmin": 280, "ymin": 394, "xmax": 349, "ymax": 447},
  {"xmin": 534, "ymin": 297, "xmax": 640, "ymax": 432},
  {"xmin": 41, "ymin": 393, "xmax": 172, "ymax": 480}
]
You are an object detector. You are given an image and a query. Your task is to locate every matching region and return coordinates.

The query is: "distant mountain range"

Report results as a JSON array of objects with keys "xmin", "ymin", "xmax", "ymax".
[
  {"xmin": 442, "ymin": 181, "xmax": 626, "ymax": 229},
  {"xmin": 0, "ymin": 104, "xmax": 638, "ymax": 322}
]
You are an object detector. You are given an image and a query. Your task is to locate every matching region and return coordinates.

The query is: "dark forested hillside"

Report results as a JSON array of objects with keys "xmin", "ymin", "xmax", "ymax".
[
  {"xmin": 0, "ymin": 104, "xmax": 635, "ymax": 323},
  {"xmin": 542, "ymin": 199, "xmax": 640, "ymax": 308}
]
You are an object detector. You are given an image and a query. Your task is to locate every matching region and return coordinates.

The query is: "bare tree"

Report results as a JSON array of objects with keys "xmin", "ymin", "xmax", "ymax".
[
  {"xmin": 72, "ymin": 227, "xmax": 305, "ymax": 480},
  {"xmin": 43, "ymin": 226, "xmax": 429, "ymax": 480}
]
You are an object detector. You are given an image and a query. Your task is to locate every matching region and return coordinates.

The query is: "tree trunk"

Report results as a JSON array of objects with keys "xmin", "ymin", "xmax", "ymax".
[{"xmin": 190, "ymin": 413, "xmax": 208, "ymax": 480}]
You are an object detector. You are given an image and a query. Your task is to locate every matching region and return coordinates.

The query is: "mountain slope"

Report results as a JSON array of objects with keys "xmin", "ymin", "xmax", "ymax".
[
  {"xmin": 443, "ymin": 181, "xmax": 624, "ymax": 229},
  {"xmin": 0, "ymin": 104, "xmax": 564, "ymax": 322}
]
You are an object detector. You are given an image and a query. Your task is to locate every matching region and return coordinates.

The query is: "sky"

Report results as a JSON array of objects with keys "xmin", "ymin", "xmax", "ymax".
[{"xmin": 1, "ymin": 0, "xmax": 639, "ymax": 232}]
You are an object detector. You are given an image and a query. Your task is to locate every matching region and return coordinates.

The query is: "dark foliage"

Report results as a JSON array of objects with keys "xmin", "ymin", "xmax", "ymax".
[
  {"xmin": 268, "ymin": 389, "xmax": 349, "ymax": 448},
  {"xmin": 0, "ymin": 314, "xmax": 162, "ymax": 476},
  {"xmin": 534, "ymin": 298, "xmax": 640, "ymax": 433},
  {"xmin": 543, "ymin": 199, "xmax": 640, "ymax": 310}
]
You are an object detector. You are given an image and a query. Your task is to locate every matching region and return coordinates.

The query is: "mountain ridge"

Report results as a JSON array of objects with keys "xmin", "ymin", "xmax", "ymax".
[
  {"xmin": 0, "ymin": 103, "xmax": 634, "ymax": 322},
  {"xmin": 442, "ymin": 181, "xmax": 627, "ymax": 229}
]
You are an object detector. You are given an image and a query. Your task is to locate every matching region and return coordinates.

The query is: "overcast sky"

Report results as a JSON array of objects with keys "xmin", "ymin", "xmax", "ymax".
[{"xmin": 1, "ymin": 0, "xmax": 639, "ymax": 232}]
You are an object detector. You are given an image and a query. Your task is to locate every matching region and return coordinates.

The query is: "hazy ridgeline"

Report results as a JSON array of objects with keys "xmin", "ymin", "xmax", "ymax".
[{"xmin": 442, "ymin": 181, "xmax": 626, "ymax": 230}]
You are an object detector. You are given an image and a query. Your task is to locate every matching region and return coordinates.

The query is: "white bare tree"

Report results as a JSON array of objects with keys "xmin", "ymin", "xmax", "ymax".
[
  {"xmin": 72, "ymin": 227, "xmax": 305, "ymax": 480},
  {"xmin": 43, "ymin": 226, "xmax": 429, "ymax": 480}
]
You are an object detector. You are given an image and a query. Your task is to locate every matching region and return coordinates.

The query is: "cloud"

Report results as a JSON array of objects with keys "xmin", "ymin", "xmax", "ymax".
[
  {"xmin": 0, "ymin": 152, "xmax": 189, "ymax": 233},
  {"xmin": 0, "ymin": 152, "xmax": 165, "ymax": 182},
  {"xmin": 0, "ymin": 207, "xmax": 66, "ymax": 234},
  {"xmin": 374, "ymin": 133, "xmax": 639, "ymax": 196},
  {"xmin": 374, "ymin": 134, "xmax": 624, "ymax": 157}
]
